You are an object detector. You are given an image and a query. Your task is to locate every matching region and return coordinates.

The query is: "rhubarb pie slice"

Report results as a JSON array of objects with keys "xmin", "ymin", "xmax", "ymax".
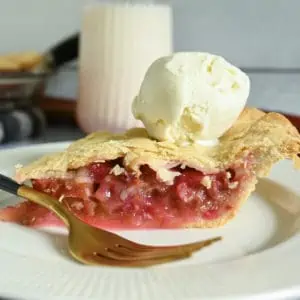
[{"xmin": 2, "ymin": 108, "xmax": 300, "ymax": 229}]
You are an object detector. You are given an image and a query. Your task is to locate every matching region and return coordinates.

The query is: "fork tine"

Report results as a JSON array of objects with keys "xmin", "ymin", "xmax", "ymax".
[
  {"xmin": 109, "ymin": 233, "xmax": 221, "ymax": 252},
  {"xmin": 98, "ymin": 229, "xmax": 221, "ymax": 253},
  {"xmin": 90, "ymin": 247, "xmax": 193, "ymax": 262},
  {"xmin": 80, "ymin": 252, "xmax": 192, "ymax": 267},
  {"xmin": 110, "ymin": 237, "xmax": 221, "ymax": 260}
]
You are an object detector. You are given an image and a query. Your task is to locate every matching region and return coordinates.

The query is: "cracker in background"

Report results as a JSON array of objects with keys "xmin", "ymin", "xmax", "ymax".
[{"xmin": 0, "ymin": 51, "xmax": 42, "ymax": 71}]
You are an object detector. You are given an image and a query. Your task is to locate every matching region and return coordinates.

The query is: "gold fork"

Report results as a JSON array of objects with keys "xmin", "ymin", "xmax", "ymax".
[{"xmin": 0, "ymin": 174, "xmax": 221, "ymax": 267}]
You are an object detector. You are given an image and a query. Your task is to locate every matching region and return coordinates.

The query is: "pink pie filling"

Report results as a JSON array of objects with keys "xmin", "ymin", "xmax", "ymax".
[{"xmin": 0, "ymin": 158, "xmax": 255, "ymax": 229}]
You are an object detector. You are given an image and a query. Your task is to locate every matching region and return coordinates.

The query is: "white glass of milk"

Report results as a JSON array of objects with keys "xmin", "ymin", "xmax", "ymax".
[{"xmin": 77, "ymin": 0, "xmax": 173, "ymax": 133}]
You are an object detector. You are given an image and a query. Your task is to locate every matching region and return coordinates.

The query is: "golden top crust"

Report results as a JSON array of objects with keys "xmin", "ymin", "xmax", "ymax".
[{"xmin": 16, "ymin": 108, "xmax": 300, "ymax": 182}]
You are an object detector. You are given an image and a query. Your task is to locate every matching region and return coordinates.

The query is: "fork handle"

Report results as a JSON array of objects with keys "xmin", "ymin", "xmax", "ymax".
[{"xmin": 0, "ymin": 174, "xmax": 20, "ymax": 195}]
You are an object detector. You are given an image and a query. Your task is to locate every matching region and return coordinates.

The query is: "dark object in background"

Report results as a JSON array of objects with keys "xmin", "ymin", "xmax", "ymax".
[
  {"xmin": 0, "ymin": 34, "xmax": 79, "ymax": 144},
  {"xmin": 0, "ymin": 34, "xmax": 79, "ymax": 109},
  {"xmin": 48, "ymin": 34, "xmax": 79, "ymax": 70},
  {"xmin": 0, "ymin": 107, "xmax": 46, "ymax": 144}
]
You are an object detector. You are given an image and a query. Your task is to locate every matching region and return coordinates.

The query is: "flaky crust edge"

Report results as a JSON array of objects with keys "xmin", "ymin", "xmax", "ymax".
[{"xmin": 16, "ymin": 107, "xmax": 300, "ymax": 182}]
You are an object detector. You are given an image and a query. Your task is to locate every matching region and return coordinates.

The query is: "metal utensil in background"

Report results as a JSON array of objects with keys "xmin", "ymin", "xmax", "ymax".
[
  {"xmin": 0, "ymin": 34, "xmax": 79, "ymax": 144},
  {"xmin": 0, "ymin": 33, "xmax": 79, "ymax": 112}
]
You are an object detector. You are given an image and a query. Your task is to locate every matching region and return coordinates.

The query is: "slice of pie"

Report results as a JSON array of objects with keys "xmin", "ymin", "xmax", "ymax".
[{"xmin": 1, "ymin": 108, "xmax": 300, "ymax": 229}]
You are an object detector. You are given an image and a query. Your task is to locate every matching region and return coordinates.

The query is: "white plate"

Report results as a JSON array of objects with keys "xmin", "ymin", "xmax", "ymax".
[{"xmin": 1, "ymin": 143, "xmax": 300, "ymax": 300}]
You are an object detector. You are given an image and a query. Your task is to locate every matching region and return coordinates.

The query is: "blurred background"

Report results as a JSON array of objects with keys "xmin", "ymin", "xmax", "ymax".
[{"xmin": 0, "ymin": 0, "xmax": 299, "ymax": 147}]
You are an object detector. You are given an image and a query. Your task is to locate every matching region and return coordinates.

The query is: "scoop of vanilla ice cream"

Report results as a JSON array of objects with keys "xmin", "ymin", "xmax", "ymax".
[{"xmin": 132, "ymin": 52, "xmax": 250, "ymax": 143}]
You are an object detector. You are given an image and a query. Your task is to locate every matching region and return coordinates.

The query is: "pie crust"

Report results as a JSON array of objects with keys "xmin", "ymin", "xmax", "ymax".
[
  {"xmin": 9, "ymin": 107, "xmax": 300, "ymax": 229},
  {"xmin": 16, "ymin": 108, "xmax": 300, "ymax": 181}
]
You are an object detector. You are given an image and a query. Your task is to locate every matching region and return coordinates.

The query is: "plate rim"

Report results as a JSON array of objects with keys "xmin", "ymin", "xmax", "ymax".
[{"xmin": 0, "ymin": 142, "xmax": 300, "ymax": 300}]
